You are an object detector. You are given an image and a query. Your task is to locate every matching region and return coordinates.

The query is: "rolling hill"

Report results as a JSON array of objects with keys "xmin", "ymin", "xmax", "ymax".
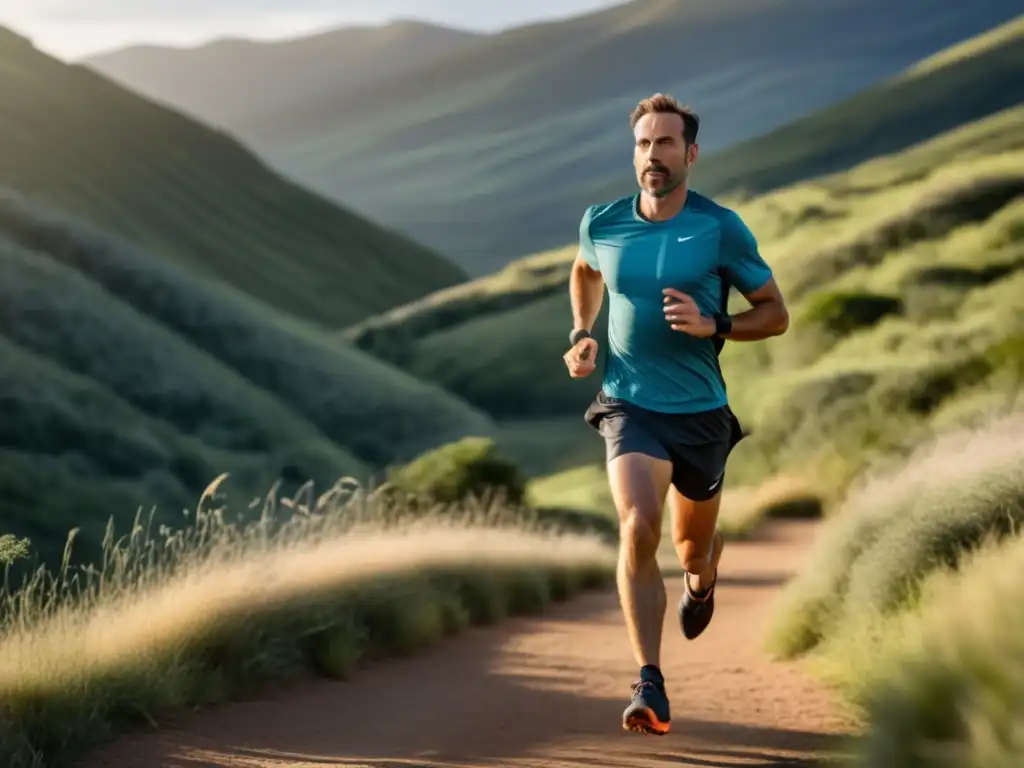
[
  {"xmin": 0, "ymin": 189, "xmax": 494, "ymax": 569},
  {"xmin": 0, "ymin": 27, "xmax": 466, "ymax": 329},
  {"xmin": 83, "ymin": 20, "xmax": 483, "ymax": 133},
  {"xmin": 590, "ymin": 13, "xmax": 1024, "ymax": 205},
  {"xmin": 345, "ymin": 103, "xmax": 1024, "ymax": 489},
  {"xmin": 84, "ymin": 0, "xmax": 1024, "ymax": 274}
]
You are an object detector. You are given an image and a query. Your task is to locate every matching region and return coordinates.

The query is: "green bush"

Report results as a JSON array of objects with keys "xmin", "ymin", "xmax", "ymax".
[
  {"xmin": 0, "ymin": 535, "xmax": 30, "ymax": 567},
  {"xmin": 982, "ymin": 196, "xmax": 1024, "ymax": 249},
  {"xmin": 799, "ymin": 289, "xmax": 904, "ymax": 335},
  {"xmin": 788, "ymin": 168, "xmax": 1024, "ymax": 299},
  {"xmin": 911, "ymin": 261, "xmax": 1018, "ymax": 289},
  {"xmin": 387, "ymin": 436, "xmax": 526, "ymax": 505}
]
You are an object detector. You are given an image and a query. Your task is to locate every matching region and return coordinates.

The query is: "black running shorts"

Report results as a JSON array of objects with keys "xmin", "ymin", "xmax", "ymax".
[{"xmin": 584, "ymin": 391, "xmax": 745, "ymax": 502}]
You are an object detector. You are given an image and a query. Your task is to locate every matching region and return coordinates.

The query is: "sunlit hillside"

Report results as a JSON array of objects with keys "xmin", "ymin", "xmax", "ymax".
[{"xmin": 0, "ymin": 27, "xmax": 465, "ymax": 329}]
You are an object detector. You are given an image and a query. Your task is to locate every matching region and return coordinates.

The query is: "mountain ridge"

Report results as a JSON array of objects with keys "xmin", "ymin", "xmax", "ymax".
[
  {"xmin": 83, "ymin": 0, "xmax": 1022, "ymax": 273},
  {"xmin": 0, "ymin": 27, "xmax": 466, "ymax": 328},
  {"xmin": 83, "ymin": 19, "xmax": 485, "ymax": 131}
]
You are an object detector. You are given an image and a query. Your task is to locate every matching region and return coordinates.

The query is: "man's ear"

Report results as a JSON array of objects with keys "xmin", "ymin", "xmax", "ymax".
[{"xmin": 688, "ymin": 142, "xmax": 699, "ymax": 165}]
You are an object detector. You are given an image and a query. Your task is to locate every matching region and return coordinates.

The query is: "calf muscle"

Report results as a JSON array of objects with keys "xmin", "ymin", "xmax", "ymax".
[{"xmin": 669, "ymin": 489, "xmax": 724, "ymax": 592}]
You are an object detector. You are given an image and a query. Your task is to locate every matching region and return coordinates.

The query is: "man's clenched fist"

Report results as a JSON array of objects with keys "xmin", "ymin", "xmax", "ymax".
[
  {"xmin": 564, "ymin": 337, "xmax": 599, "ymax": 378},
  {"xmin": 663, "ymin": 288, "xmax": 716, "ymax": 338}
]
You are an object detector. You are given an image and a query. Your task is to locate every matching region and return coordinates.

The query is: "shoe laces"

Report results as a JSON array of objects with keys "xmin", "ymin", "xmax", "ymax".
[{"xmin": 631, "ymin": 679, "xmax": 660, "ymax": 696}]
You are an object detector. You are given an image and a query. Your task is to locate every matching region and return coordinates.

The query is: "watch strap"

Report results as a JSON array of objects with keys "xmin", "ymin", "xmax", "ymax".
[{"xmin": 569, "ymin": 328, "xmax": 592, "ymax": 346}]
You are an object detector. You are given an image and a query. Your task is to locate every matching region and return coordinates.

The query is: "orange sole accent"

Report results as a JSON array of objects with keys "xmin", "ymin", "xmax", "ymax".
[{"xmin": 623, "ymin": 707, "xmax": 670, "ymax": 735}]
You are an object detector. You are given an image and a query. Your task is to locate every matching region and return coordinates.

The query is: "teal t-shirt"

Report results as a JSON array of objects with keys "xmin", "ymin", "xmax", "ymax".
[{"xmin": 579, "ymin": 191, "xmax": 773, "ymax": 414}]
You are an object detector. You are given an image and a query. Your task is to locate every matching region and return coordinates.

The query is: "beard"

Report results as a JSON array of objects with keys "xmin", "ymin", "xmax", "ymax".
[{"xmin": 640, "ymin": 162, "xmax": 688, "ymax": 197}]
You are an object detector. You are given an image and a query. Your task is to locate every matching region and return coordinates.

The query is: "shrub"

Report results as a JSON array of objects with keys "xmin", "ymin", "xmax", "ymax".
[
  {"xmin": 799, "ymin": 289, "xmax": 904, "ymax": 335},
  {"xmin": 788, "ymin": 168, "xmax": 1024, "ymax": 298},
  {"xmin": 0, "ymin": 535, "xmax": 30, "ymax": 568},
  {"xmin": 387, "ymin": 436, "xmax": 526, "ymax": 506},
  {"xmin": 982, "ymin": 196, "xmax": 1024, "ymax": 249}
]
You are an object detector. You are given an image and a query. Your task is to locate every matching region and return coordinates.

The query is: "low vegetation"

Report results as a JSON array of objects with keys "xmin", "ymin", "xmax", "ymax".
[
  {"xmin": 345, "ymin": 245, "xmax": 577, "ymax": 367},
  {"xmin": 761, "ymin": 410, "xmax": 1024, "ymax": 765},
  {"xmin": 766, "ymin": 410, "xmax": 1024, "ymax": 660},
  {"xmin": 851, "ymin": 531, "xmax": 1024, "ymax": 767},
  {"xmin": 713, "ymin": 474, "xmax": 825, "ymax": 540},
  {"xmin": 387, "ymin": 436, "xmax": 526, "ymax": 506},
  {"xmin": 0, "ymin": 477, "xmax": 615, "ymax": 768},
  {"xmin": 526, "ymin": 464, "xmax": 823, "ymax": 543}
]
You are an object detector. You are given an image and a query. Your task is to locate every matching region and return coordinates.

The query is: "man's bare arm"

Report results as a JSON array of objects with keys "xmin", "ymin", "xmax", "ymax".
[
  {"xmin": 721, "ymin": 277, "xmax": 789, "ymax": 340},
  {"xmin": 570, "ymin": 252, "xmax": 604, "ymax": 332}
]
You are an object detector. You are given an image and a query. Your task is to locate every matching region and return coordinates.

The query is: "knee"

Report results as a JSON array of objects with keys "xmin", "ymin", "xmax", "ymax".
[
  {"xmin": 673, "ymin": 536, "xmax": 710, "ymax": 576},
  {"xmin": 619, "ymin": 506, "xmax": 659, "ymax": 561}
]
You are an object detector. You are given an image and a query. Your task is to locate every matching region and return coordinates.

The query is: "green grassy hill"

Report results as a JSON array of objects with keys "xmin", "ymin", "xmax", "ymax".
[
  {"xmin": 0, "ymin": 27, "xmax": 466, "ymax": 329},
  {"xmin": 346, "ymin": 104, "xmax": 1024, "ymax": 491},
  {"xmin": 346, "ymin": 246, "xmax": 604, "ymax": 417},
  {"xmin": 0, "ymin": 190, "xmax": 494, "ymax": 568},
  {"xmin": 83, "ymin": 1, "xmax": 1024, "ymax": 273},
  {"xmin": 84, "ymin": 20, "xmax": 482, "ymax": 132}
]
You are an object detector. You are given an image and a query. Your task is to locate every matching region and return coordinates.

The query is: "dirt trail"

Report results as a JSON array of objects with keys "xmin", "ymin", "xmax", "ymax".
[{"xmin": 81, "ymin": 520, "xmax": 854, "ymax": 768}]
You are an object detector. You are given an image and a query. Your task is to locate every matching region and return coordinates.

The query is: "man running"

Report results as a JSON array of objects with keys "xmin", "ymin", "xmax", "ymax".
[{"xmin": 563, "ymin": 93, "xmax": 789, "ymax": 736}]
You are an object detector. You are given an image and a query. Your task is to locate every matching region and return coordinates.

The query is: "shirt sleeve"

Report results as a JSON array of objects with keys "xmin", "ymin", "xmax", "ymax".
[
  {"xmin": 579, "ymin": 206, "xmax": 600, "ymax": 271},
  {"xmin": 719, "ymin": 210, "xmax": 772, "ymax": 294}
]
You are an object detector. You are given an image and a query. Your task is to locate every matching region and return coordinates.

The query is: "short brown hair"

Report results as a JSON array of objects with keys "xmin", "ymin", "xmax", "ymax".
[{"xmin": 629, "ymin": 93, "xmax": 699, "ymax": 145}]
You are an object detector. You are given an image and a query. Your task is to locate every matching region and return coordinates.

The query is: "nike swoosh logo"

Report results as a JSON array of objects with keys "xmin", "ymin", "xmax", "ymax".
[
  {"xmin": 677, "ymin": 236, "xmax": 694, "ymax": 242},
  {"xmin": 708, "ymin": 475, "xmax": 723, "ymax": 491}
]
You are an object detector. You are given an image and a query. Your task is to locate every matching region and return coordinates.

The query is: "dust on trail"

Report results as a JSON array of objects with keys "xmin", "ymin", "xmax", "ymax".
[{"xmin": 81, "ymin": 520, "xmax": 855, "ymax": 768}]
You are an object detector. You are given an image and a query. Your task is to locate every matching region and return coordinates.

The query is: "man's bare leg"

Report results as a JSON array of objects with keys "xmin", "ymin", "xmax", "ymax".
[
  {"xmin": 668, "ymin": 487, "xmax": 725, "ymax": 639},
  {"xmin": 607, "ymin": 451, "xmax": 674, "ymax": 734},
  {"xmin": 608, "ymin": 452, "xmax": 672, "ymax": 667}
]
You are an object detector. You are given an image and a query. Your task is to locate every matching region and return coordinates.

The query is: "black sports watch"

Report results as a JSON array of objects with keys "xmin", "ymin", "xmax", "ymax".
[
  {"xmin": 569, "ymin": 328, "xmax": 592, "ymax": 346},
  {"xmin": 713, "ymin": 313, "xmax": 733, "ymax": 337}
]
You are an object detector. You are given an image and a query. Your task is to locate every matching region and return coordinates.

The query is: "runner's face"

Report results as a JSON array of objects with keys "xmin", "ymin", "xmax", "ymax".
[{"xmin": 633, "ymin": 112, "xmax": 696, "ymax": 197}]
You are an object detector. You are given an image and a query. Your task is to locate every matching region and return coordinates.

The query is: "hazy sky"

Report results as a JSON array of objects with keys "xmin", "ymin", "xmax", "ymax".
[{"xmin": 1, "ymin": 0, "xmax": 624, "ymax": 60}]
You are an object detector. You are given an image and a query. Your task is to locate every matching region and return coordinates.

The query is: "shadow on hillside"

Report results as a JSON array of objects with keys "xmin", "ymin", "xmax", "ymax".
[{"xmin": 80, "ymin": 575, "xmax": 850, "ymax": 768}]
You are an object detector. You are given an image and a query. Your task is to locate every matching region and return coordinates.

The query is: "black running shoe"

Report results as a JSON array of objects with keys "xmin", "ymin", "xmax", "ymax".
[
  {"xmin": 678, "ymin": 567, "xmax": 717, "ymax": 640},
  {"xmin": 622, "ymin": 670, "xmax": 671, "ymax": 735}
]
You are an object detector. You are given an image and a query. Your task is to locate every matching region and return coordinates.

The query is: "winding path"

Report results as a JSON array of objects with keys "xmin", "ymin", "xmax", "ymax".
[{"xmin": 81, "ymin": 520, "xmax": 854, "ymax": 768}]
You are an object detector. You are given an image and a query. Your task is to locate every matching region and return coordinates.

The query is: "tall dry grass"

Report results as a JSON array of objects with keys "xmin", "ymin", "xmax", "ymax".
[
  {"xmin": 765, "ymin": 409, "xmax": 1024, "ymax": 660},
  {"xmin": 716, "ymin": 473, "xmax": 825, "ymax": 540},
  {"xmin": 0, "ymin": 476, "xmax": 615, "ymax": 767},
  {"xmin": 848, "ymin": 530, "xmax": 1024, "ymax": 767}
]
